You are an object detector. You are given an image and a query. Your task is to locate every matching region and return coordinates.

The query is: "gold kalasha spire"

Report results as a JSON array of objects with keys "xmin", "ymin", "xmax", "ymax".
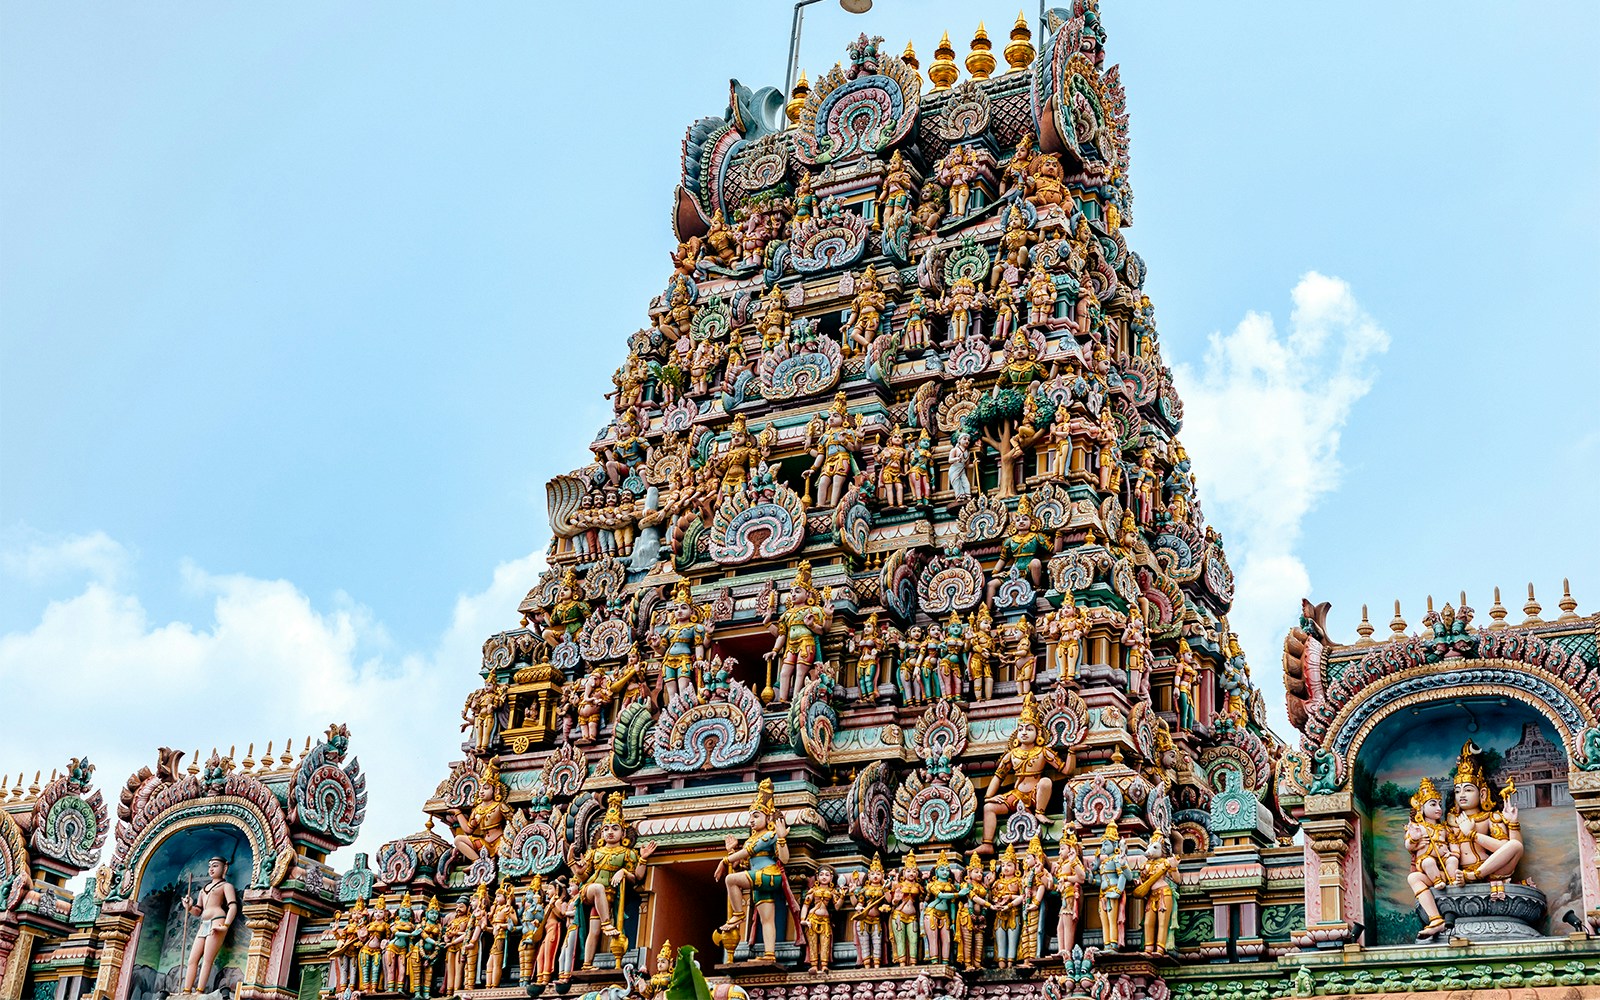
[
  {"xmin": 1004, "ymin": 11, "xmax": 1035, "ymax": 72},
  {"xmin": 902, "ymin": 39, "xmax": 919, "ymax": 73},
  {"xmin": 966, "ymin": 22, "xmax": 995, "ymax": 80},
  {"xmin": 1522, "ymin": 583, "xmax": 1544, "ymax": 625},
  {"xmin": 930, "ymin": 32, "xmax": 959, "ymax": 90},
  {"xmin": 787, "ymin": 70, "xmax": 809, "ymax": 126}
]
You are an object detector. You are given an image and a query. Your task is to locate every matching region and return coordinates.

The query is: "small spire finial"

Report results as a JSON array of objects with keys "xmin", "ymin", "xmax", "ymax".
[
  {"xmin": 281, "ymin": 739, "xmax": 295, "ymax": 767},
  {"xmin": 1488, "ymin": 586, "xmax": 1508, "ymax": 629},
  {"xmin": 1004, "ymin": 11, "xmax": 1035, "ymax": 73},
  {"xmin": 902, "ymin": 39, "xmax": 919, "ymax": 73},
  {"xmin": 786, "ymin": 70, "xmax": 809, "ymax": 126},
  {"xmin": 1558, "ymin": 578, "xmax": 1578, "ymax": 620},
  {"xmin": 1355, "ymin": 604, "xmax": 1375, "ymax": 644},
  {"xmin": 1389, "ymin": 599, "xmax": 1407, "ymax": 641},
  {"xmin": 29, "ymin": 771, "xmax": 41, "ymax": 797},
  {"xmin": 930, "ymin": 32, "xmax": 959, "ymax": 90},
  {"xmin": 966, "ymin": 22, "xmax": 996, "ymax": 80},
  {"xmin": 1522, "ymin": 583, "xmax": 1544, "ymax": 625},
  {"xmin": 242, "ymin": 743, "xmax": 256, "ymax": 771},
  {"xmin": 188, "ymin": 751, "xmax": 201, "ymax": 776}
]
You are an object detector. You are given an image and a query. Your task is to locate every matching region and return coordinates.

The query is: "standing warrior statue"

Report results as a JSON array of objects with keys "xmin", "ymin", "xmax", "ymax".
[
  {"xmin": 714, "ymin": 779, "xmax": 798, "ymax": 963},
  {"xmin": 765, "ymin": 560, "xmax": 833, "ymax": 704},
  {"xmin": 570, "ymin": 792, "xmax": 656, "ymax": 970},
  {"xmin": 180, "ymin": 856, "xmax": 239, "ymax": 994},
  {"xmin": 1094, "ymin": 822, "xmax": 1129, "ymax": 950},
  {"xmin": 804, "ymin": 392, "xmax": 862, "ymax": 508},
  {"xmin": 1132, "ymin": 831, "xmax": 1180, "ymax": 955}
]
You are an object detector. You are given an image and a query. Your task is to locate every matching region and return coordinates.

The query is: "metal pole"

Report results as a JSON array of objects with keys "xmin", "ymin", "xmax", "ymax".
[{"xmin": 786, "ymin": 0, "xmax": 824, "ymax": 102}]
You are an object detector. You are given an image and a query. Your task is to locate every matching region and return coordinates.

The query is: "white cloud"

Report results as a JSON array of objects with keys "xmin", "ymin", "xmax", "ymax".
[
  {"xmin": 1173, "ymin": 272, "xmax": 1389, "ymax": 737},
  {"xmin": 1, "ymin": 528, "xmax": 131, "ymax": 587},
  {"xmin": 0, "ymin": 536, "xmax": 542, "ymax": 880}
]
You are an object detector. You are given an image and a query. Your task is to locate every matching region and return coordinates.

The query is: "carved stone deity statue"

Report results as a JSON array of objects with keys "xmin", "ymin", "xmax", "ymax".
[
  {"xmin": 1449, "ymin": 741, "xmax": 1524, "ymax": 896},
  {"xmin": 180, "ymin": 856, "xmax": 239, "ymax": 994}
]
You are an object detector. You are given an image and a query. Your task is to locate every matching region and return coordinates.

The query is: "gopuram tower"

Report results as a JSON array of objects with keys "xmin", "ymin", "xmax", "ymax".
[{"xmin": 402, "ymin": 5, "xmax": 1293, "ymax": 998}]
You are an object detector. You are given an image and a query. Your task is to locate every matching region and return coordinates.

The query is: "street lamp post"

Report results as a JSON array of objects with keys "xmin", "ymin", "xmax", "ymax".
[{"xmin": 785, "ymin": 0, "xmax": 873, "ymax": 105}]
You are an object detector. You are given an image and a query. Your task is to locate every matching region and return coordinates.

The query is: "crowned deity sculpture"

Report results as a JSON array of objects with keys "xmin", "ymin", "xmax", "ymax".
[
  {"xmin": 986, "ymin": 495, "xmax": 1054, "ymax": 604},
  {"xmin": 765, "ymin": 560, "xmax": 833, "ymax": 704},
  {"xmin": 955, "ymin": 852, "xmax": 991, "ymax": 971},
  {"xmin": 714, "ymin": 779, "xmax": 792, "ymax": 962},
  {"xmin": 849, "ymin": 612, "xmax": 888, "ymax": 702},
  {"xmin": 1020, "ymin": 835, "xmax": 1050, "ymax": 964},
  {"xmin": 805, "ymin": 391, "xmax": 862, "ymax": 508},
  {"xmin": 800, "ymin": 867, "xmax": 838, "ymax": 972},
  {"xmin": 853, "ymin": 855, "xmax": 890, "ymax": 968},
  {"xmin": 888, "ymin": 852, "xmax": 924, "ymax": 967},
  {"xmin": 1404, "ymin": 777, "xmax": 1456, "ymax": 939},
  {"xmin": 1048, "ymin": 592, "xmax": 1087, "ymax": 680},
  {"xmin": 846, "ymin": 264, "xmax": 889, "ymax": 356},
  {"xmin": 448, "ymin": 759, "xmax": 511, "ymax": 862},
  {"xmin": 980, "ymin": 694, "xmax": 1067, "ymax": 854},
  {"xmin": 1094, "ymin": 822, "xmax": 1129, "ymax": 950},
  {"xmin": 923, "ymin": 850, "xmax": 960, "ymax": 965},
  {"xmin": 1052, "ymin": 832, "xmax": 1088, "ymax": 959},
  {"xmin": 570, "ymin": 792, "xmax": 657, "ymax": 969},
  {"xmin": 990, "ymin": 845, "xmax": 1025, "ymax": 968},
  {"xmin": 651, "ymin": 579, "xmax": 708, "ymax": 704},
  {"xmin": 1449, "ymin": 741, "xmax": 1524, "ymax": 896},
  {"xmin": 1132, "ymin": 832, "xmax": 1180, "ymax": 955}
]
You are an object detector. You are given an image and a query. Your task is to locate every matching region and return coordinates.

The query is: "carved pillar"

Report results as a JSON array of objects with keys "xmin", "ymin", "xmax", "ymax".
[
  {"xmin": 237, "ymin": 899, "xmax": 288, "ymax": 1000},
  {"xmin": 0, "ymin": 926, "xmax": 38, "ymax": 1000},
  {"xmin": 1569, "ymin": 769, "xmax": 1600, "ymax": 923},
  {"xmin": 87, "ymin": 915, "xmax": 135, "ymax": 1000},
  {"xmin": 1299, "ymin": 793, "xmax": 1356, "ymax": 949}
]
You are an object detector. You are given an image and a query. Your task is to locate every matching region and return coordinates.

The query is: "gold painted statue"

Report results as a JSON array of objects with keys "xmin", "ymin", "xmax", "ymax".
[
  {"xmin": 448, "ymin": 759, "xmax": 511, "ymax": 862},
  {"xmin": 569, "ymin": 792, "xmax": 657, "ymax": 969},
  {"xmin": 980, "ymin": 694, "xmax": 1067, "ymax": 853},
  {"xmin": 714, "ymin": 779, "xmax": 791, "ymax": 962},
  {"xmin": 1132, "ymin": 831, "xmax": 1179, "ymax": 955},
  {"xmin": 1449, "ymin": 741, "xmax": 1523, "ymax": 896},
  {"xmin": 1404, "ymin": 777, "xmax": 1455, "ymax": 939}
]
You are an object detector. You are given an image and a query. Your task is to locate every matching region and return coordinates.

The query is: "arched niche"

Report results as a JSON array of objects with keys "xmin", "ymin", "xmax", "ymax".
[
  {"xmin": 1352, "ymin": 695, "xmax": 1582, "ymax": 946},
  {"xmin": 124, "ymin": 824, "xmax": 254, "ymax": 1000}
]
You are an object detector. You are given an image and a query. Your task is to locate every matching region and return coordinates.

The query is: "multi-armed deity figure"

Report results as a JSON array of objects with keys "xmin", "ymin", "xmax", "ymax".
[
  {"xmin": 1404, "ymin": 777, "xmax": 1457, "ymax": 939},
  {"xmin": 1094, "ymin": 822, "xmax": 1129, "ymax": 950},
  {"xmin": 805, "ymin": 391, "xmax": 862, "ymax": 508},
  {"xmin": 1052, "ymin": 831, "xmax": 1087, "ymax": 959},
  {"xmin": 570, "ymin": 792, "xmax": 656, "ymax": 970},
  {"xmin": 799, "ymin": 867, "xmax": 837, "ymax": 974},
  {"xmin": 1133, "ymin": 831, "xmax": 1180, "ymax": 955},
  {"xmin": 1449, "ymin": 741, "xmax": 1524, "ymax": 896},
  {"xmin": 980, "ymin": 694, "xmax": 1068, "ymax": 854},
  {"xmin": 714, "ymin": 779, "xmax": 792, "ymax": 962},
  {"xmin": 179, "ymin": 856, "xmax": 239, "ymax": 995},
  {"xmin": 923, "ymin": 851, "xmax": 960, "ymax": 966},
  {"xmin": 990, "ymin": 845, "xmax": 1025, "ymax": 969},
  {"xmin": 765, "ymin": 560, "xmax": 833, "ymax": 704},
  {"xmin": 448, "ymin": 759, "xmax": 511, "ymax": 863}
]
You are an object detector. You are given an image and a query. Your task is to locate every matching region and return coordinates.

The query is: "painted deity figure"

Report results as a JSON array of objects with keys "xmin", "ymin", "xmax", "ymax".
[
  {"xmin": 985, "ymin": 496, "xmax": 1053, "ymax": 604},
  {"xmin": 948, "ymin": 433, "xmax": 975, "ymax": 499},
  {"xmin": 714, "ymin": 779, "xmax": 792, "ymax": 961},
  {"xmin": 937, "ymin": 144, "xmax": 980, "ymax": 218},
  {"xmin": 360, "ymin": 895, "xmax": 392, "ymax": 992},
  {"xmin": 180, "ymin": 856, "xmax": 240, "ymax": 994},
  {"xmin": 1122, "ymin": 607, "xmax": 1151, "ymax": 699},
  {"xmin": 805, "ymin": 391, "xmax": 861, "ymax": 508},
  {"xmin": 1002, "ymin": 132, "xmax": 1034, "ymax": 199},
  {"xmin": 535, "ymin": 879, "xmax": 570, "ymax": 985},
  {"xmin": 386, "ymin": 894, "xmax": 418, "ymax": 992},
  {"xmin": 719, "ymin": 415, "xmax": 764, "ymax": 495},
  {"xmin": 442, "ymin": 900, "xmax": 472, "ymax": 996},
  {"xmin": 889, "ymin": 853, "xmax": 924, "ymax": 967},
  {"xmin": 1050, "ymin": 592, "xmax": 1087, "ymax": 680},
  {"xmin": 1449, "ymin": 741, "xmax": 1523, "ymax": 895},
  {"xmin": 513, "ymin": 883, "xmax": 545, "ymax": 988},
  {"xmin": 923, "ymin": 851, "xmax": 960, "ymax": 965},
  {"xmin": 1053, "ymin": 833, "xmax": 1087, "ymax": 959},
  {"xmin": 990, "ymin": 846, "xmax": 1025, "ymax": 969},
  {"xmin": 413, "ymin": 898, "xmax": 444, "ymax": 999},
  {"xmin": 907, "ymin": 429, "xmax": 934, "ymax": 505},
  {"xmin": 461, "ymin": 886, "xmax": 488, "ymax": 990},
  {"xmin": 981, "ymin": 694, "xmax": 1066, "ymax": 853},
  {"xmin": 1025, "ymin": 267, "xmax": 1057, "ymax": 326},
  {"xmin": 800, "ymin": 867, "xmax": 837, "ymax": 973},
  {"xmin": 1173, "ymin": 638, "xmax": 1199, "ymax": 731},
  {"xmin": 878, "ymin": 149, "xmax": 915, "ymax": 245},
  {"xmin": 325, "ymin": 897, "xmax": 364, "ymax": 996},
  {"xmin": 850, "ymin": 613, "xmax": 887, "ymax": 702},
  {"xmin": 1132, "ymin": 832, "xmax": 1179, "ymax": 955},
  {"xmin": 571, "ymin": 792, "xmax": 657, "ymax": 969},
  {"xmin": 955, "ymin": 853, "xmax": 991, "ymax": 971},
  {"xmin": 602, "ymin": 410, "xmax": 652, "ymax": 489},
  {"xmin": 992, "ymin": 280, "xmax": 1020, "ymax": 345},
  {"xmin": 1404, "ymin": 778, "xmax": 1456, "ymax": 939},
  {"xmin": 965, "ymin": 605, "xmax": 997, "ymax": 701},
  {"xmin": 651, "ymin": 580, "xmax": 708, "ymax": 704},
  {"xmin": 766, "ymin": 560, "xmax": 833, "ymax": 704},
  {"xmin": 902, "ymin": 289, "xmax": 933, "ymax": 352},
  {"xmin": 942, "ymin": 275, "xmax": 982, "ymax": 344},
  {"xmin": 937, "ymin": 615, "xmax": 967, "ymax": 701},
  {"xmin": 756, "ymin": 287, "xmax": 791, "ymax": 351},
  {"xmin": 846, "ymin": 265, "xmax": 889, "ymax": 355},
  {"xmin": 446, "ymin": 763, "xmax": 513, "ymax": 861},
  {"xmin": 899, "ymin": 626, "xmax": 926, "ymax": 705},
  {"xmin": 1094, "ymin": 822, "xmax": 1129, "ymax": 950},
  {"xmin": 485, "ymin": 885, "xmax": 516, "ymax": 988},
  {"xmin": 855, "ymin": 855, "xmax": 890, "ymax": 968},
  {"xmin": 876, "ymin": 430, "xmax": 908, "ymax": 508},
  {"xmin": 539, "ymin": 568, "xmax": 591, "ymax": 649},
  {"xmin": 1019, "ymin": 836, "xmax": 1049, "ymax": 964},
  {"xmin": 461, "ymin": 677, "xmax": 506, "ymax": 753}
]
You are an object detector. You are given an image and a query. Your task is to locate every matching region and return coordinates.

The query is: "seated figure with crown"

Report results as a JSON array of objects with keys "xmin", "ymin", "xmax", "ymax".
[
  {"xmin": 1403, "ymin": 777, "xmax": 1457, "ymax": 939},
  {"xmin": 1448, "ymin": 741, "xmax": 1524, "ymax": 899},
  {"xmin": 979, "ymin": 693, "xmax": 1068, "ymax": 855}
]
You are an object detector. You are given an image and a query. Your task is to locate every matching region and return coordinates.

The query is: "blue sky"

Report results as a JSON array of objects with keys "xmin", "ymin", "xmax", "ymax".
[{"xmin": 2, "ymin": 2, "xmax": 1596, "ymax": 864}]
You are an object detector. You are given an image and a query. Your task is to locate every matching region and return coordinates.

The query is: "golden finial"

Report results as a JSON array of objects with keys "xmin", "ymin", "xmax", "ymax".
[
  {"xmin": 28, "ymin": 771, "xmax": 40, "ymax": 797},
  {"xmin": 263, "ymin": 742, "xmax": 274, "ymax": 770},
  {"xmin": 1355, "ymin": 604, "xmax": 1375, "ymax": 645},
  {"xmin": 188, "ymin": 750, "xmax": 201, "ymax": 776},
  {"xmin": 966, "ymin": 22, "xmax": 995, "ymax": 80},
  {"xmin": 281, "ymin": 740, "xmax": 294, "ymax": 767},
  {"xmin": 1111, "ymin": 744, "xmax": 1124, "ymax": 765},
  {"xmin": 302, "ymin": 735, "xmax": 313, "ymax": 759},
  {"xmin": 902, "ymin": 39, "xmax": 919, "ymax": 73},
  {"xmin": 1522, "ymin": 583, "xmax": 1544, "ymax": 625},
  {"xmin": 1488, "ymin": 586, "xmax": 1508, "ymax": 629},
  {"xmin": 1558, "ymin": 578, "xmax": 1579, "ymax": 620},
  {"xmin": 1005, "ymin": 11, "xmax": 1035, "ymax": 73},
  {"xmin": 929, "ymin": 32, "xmax": 959, "ymax": 91},
  {"xmin": 1422, "ymin": 595, "xmax": 1435, "ymax": 638},
  {"xmin": 1388, "ymin": 600, "xmax": 1407, "ymax": 641},
  {"xmin": 787, "ymin": 70, "xmax": 809, "ymax": 126},
  {"xmin": 242, "ymin": 743, "xmax": 256, "ymax": 771}
]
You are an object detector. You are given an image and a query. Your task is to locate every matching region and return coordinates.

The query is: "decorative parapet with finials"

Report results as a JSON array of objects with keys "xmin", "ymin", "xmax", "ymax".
[{"xmin": 11, "ymin": 5, "xmax": 1600, "ymax": 1000}]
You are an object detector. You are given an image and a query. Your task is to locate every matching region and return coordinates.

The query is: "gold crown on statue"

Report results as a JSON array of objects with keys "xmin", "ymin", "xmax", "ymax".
[
  {"xmin": 1016, "ymin": 495, "xmax": 1034, "ymax": 519},
  {"xmin": 748, "ymin": 778, "xmax": 776, "ymax": 817},
  {"xmin": 604, "ymin": 791, "xmax": 626, "ymax": 827},
  {"xmin": 1453, "ymin": 742, "xmax": 1487, "ymax": 789},
  {"xmin": 829, "ymin": 391, "xmax": 849, "ymax": 418},
  {"xmin": 1001, "ymin": 843, "xmax": 1018, "ymax": 865},
  {"xmin": 967, "ymin": 850, "xmax": 983, "ymax": 872},
  {"xmin": 868, "ymin": 854, "xmax": 885, "ymax": 877},
  {"xmin": 1018, "ymin": 692, "xmax": 1044, "ymax": 729},
  {"xmin": 1027, "ymin": 834, "xmax": 1046, "ymax": 859}
]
